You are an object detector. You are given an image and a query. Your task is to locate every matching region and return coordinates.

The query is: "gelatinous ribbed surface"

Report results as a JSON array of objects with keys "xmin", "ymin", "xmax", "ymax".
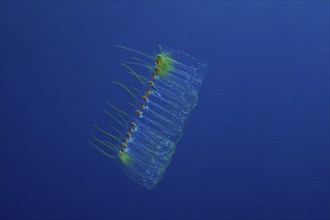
[{"xmin": 118, "ymin": 48, "xmax": 208, "ymax": 189}]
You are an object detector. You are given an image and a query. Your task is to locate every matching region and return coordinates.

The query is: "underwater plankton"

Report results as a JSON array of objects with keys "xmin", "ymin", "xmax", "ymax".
[{"xmin": 90, "ymin": 45, "xmax": 208, "ymax": 189}]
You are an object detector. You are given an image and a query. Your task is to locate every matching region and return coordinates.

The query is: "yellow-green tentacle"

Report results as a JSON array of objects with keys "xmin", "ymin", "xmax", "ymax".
[
  {"xmin": 110, "ymin": 125, "xmax": 122, "ymax": 137},
  {"xmin": 111, "ymin": 81, "xmax": 138, "ymax": 101},
  {"xmin": 103, "ymin": 109, "xmax": 124, "ymax": 127},
  {"xmin": 90, "ymin": 131, "xmax": 118, "ymax": 151},
  {"xmin": 127, "ymin": 102, "xmax": 136, "ymax": 107},
  {"xmin": 94, "ymin": 124, "xmax": 120, "ymax": 142},
  {"xmin": 119, "ymin": 63, "xmax": 146, "ymax": 85},
  {"xmin": 117, "ymin": 45, "xmax": 154, "ymax": 60},
  {"xmin": 89, "ymin": 140, "xmax": 115, "ymax": 159},
  {"xmin": 130, "ymin": 57, "xmax": 149, "ymax": 65},
  {"xmin": 106, "ymin": 100, "xmax": 129, "ymax": 117},
  {"xmin": 132, "ymin": 86, "xmax": 141, "ymax": 94},
  {"xmin": 117, "ymin": 113, "xmax": 128, "ymax": 125}
]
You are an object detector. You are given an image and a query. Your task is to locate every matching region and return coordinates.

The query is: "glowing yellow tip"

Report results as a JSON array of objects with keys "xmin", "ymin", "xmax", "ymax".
[
  {"xmin": 155, "ymin": 52, "xmax": 173, "ymax": 77},
  {"xmin": 118, "ymin": 150, "xmax": 131, "ymax": 165}
]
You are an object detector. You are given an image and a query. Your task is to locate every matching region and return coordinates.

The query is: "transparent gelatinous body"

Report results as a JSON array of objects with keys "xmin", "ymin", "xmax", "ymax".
[{"xmin": 90, "ymin": 46, "xmax": 208, "ymax": 189}]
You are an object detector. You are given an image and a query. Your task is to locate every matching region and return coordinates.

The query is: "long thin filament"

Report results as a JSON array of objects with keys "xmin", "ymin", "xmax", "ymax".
[
  {"xmin": 117, "ymin": 45, "xmax": 154, "ymax": 60},
  {"xmin": 111, "ymin": 81, "xmax": 138, "ymax": 100}
]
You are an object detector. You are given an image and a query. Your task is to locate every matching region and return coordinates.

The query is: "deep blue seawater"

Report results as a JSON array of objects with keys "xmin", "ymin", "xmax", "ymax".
[{"xmin": 1, "ymin": 2, "xmax": 329, "ymax": 220}]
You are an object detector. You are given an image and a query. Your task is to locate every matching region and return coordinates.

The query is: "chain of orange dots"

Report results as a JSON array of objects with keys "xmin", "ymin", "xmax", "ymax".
[{"xmin": 119, "ymin": 55, "xmax": 162, "ymax": 152}]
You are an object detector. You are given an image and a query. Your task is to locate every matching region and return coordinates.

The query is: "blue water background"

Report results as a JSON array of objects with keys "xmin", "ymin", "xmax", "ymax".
[{"xmin": 1, "ymin": 2, "xmax": 329, "ymax": 219}]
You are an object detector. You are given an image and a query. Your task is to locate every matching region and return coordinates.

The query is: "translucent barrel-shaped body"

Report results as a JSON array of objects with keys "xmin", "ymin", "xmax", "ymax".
[{"xmin": 117, "ymin": 49, "xmax": 208, "ymax": 189}]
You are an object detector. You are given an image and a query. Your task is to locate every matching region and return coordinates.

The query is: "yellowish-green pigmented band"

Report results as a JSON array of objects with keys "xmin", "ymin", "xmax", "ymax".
[
  {"xmin": 155, "ymin": 52, "xmax": 174, "ymax": 77},
  {"xmin": 118, "ymin": 150, "xmax": 132, "ymax": 165}
]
